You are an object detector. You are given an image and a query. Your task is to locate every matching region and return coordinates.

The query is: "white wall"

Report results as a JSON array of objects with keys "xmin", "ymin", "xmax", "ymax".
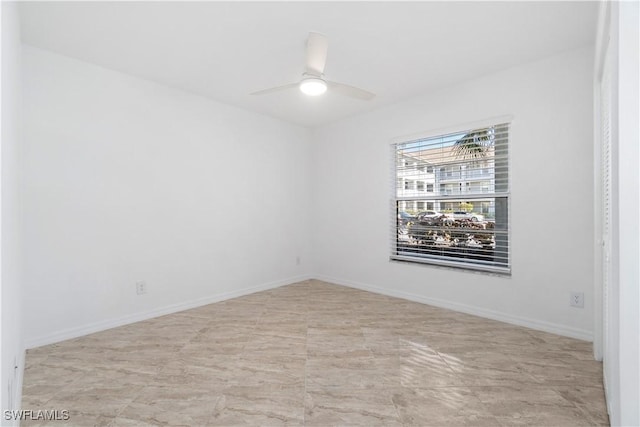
[
  {"xmin": 22, "ymin": 46, "xmax": 313, "ymax": 348},
  {"xmin": 312, "ymin": 46, "xmax": 595, "ymax": 340},
  {"xmin": 1, "ymin": 1, "xmax": 25, "ymax": 421},
  {"xmin": 598, "ymin": 1, "xmax": 640, "ymax": 425}
]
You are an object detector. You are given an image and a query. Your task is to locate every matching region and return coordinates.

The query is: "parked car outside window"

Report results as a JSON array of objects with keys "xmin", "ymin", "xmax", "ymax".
[
  {"xmin": 397, "ymin": 211, "xmax": 415, "ymax": 226},
  {"xmin": 416, "ymin": 211, "xmax": 444, "ymax": 221},
  {"xmin": 446, "ymin": 211, "xmax": 485, "ymax": 222}
]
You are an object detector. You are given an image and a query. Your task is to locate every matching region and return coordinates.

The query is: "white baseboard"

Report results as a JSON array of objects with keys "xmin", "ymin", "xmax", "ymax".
[
  {"xmin": 8, "ymin": 349, "xmax": 26, "ymax": 424},
  {"xmin": 25, "ymin": 274, "xmax": 312, "ymax": 349},
  {"xmin": 315, "ymin": 274, "xmax": 594, "ymax": 342},
  {"xmin": 25, "ymin": 272, "xmax": 593, "ymax": 349}
]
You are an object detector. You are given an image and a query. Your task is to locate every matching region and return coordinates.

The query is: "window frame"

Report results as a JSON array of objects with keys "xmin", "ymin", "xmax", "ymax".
[{"xmin": 390, "ymin": 116, "xmax": 513, "ymax": 274}]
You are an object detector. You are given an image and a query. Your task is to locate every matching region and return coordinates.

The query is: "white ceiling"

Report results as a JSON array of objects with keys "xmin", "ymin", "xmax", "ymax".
[{"xmin": 19, "ymin": 1, "xmax": 597, "ymax": 128}]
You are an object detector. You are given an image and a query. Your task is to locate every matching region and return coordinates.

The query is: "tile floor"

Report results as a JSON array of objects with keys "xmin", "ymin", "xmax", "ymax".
[{"xmin": 21, "ymin": 280, "xmax": 609, "ymax": 426}]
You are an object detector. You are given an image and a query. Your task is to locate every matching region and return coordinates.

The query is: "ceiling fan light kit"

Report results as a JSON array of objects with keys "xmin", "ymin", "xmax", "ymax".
[
  {"xmin": 251, "ymin": 32, "xmax": 375, "ymax": 101},
  {"xmin": 299, "ymin": 77, "xmax": 327, "ymax": 96}
]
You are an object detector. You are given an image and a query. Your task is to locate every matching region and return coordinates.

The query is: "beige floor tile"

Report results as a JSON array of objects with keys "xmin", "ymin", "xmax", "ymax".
[
  {"xmin": 151, "ymin": 355, "xmax": 237, "ymax": 391},
  {"xmin": 306, "ymin": 355, "xmax": 399, "ymax": 389},
  {"xmin": 232, "ymin": 354, "xmax": 306, "ymax": 387},
  {"xmin": 21, "ymin": 280, "xmax": 608, "ymax": 426},
  {"xmin": 398, "ymin": 341, "xmax": 467, "ymax": 388},
  {"xmin": 304, "ymin": 388, "xmax": 402, "ymax": 426},
  {"xmin": 553, "ymin": 385, "xmax": 611, "ymax": 426},
  {"xmin": 471, "ymin": 384, "xmax": 594, "ymax": 426},
  {"xmin": 116, "ymin": 384, "xmax": 220, "ymax": 426},
  {"xmin": 45, "ymin": 383, "xmax": 144, "ymax": 420},
  {"xmin": 243, "ymin": 335, "xmax": 307, "ymax": 356},
  {"xmin": 20, "ymin": 413, "xmax": 116, "ymax": 427},
  {"xmin": 391, "ymin": 387, "xmax": 500, "ymax": 426},
  {"xmin": 210, "ymin": 385, "xmax": 304, "ymax": 426}
]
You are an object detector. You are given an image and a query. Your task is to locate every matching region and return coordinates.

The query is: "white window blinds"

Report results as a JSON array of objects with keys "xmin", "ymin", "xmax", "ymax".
[{"xmin": 392, "ymin": 122, "xmax": 510, "ymax": 273}]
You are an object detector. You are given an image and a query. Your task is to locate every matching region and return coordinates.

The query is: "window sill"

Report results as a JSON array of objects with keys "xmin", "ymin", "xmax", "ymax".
[{"xmin": 390, "ymin": 255, "xmax": 511, "ymax": 276}]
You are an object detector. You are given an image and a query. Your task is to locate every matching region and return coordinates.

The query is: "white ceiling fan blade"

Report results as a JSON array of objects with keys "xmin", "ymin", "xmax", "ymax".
[
  {"xmin": 327, "ymin": 81, "xmax": 376, "ymax": 100},
  {"xmin": 305, "ymin": 32, "xmax": 328, "ymax": 76},
  {"xmin": 250, "ymin": 82, "xmax": 298, "ymax": 96}
]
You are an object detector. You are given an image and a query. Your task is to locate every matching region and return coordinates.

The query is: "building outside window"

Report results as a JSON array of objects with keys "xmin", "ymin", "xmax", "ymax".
[{"xmin": 396, "ymin": 153, "xmax": 436, "ymax": 214}]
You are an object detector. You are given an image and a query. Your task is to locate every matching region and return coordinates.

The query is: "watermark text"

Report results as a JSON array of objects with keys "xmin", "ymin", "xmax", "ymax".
[{"xmin": 4, "ymin": 409, "xmax": 70, "ymax": 421}]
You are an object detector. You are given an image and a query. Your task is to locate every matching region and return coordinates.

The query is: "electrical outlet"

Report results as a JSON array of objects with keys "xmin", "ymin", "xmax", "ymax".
[
  {"xmin": 136, "ymin": 281, "xmax": 147, "ymax": 295},
  {"xmin": 570, "ymin": 292, "xmax": 584, "ymax": 308}
]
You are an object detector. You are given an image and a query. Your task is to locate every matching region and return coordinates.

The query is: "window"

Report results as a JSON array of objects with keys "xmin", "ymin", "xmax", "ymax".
[
  {"xmin": 417, "ymin": 181, "xmax": 425, "ymax": 191},
  {"xmin": 392, "ymin": 121, "xmax": 510, "ymax": 273},
  {"xmin": 446, "ymin": 167, "xmax": 454, "ymax": 178}
]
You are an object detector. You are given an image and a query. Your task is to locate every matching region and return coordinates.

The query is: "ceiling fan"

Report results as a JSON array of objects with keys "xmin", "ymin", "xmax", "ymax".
[{"xmin": 250, "ymin": 32, "xmax": 376, "ymax": 100}]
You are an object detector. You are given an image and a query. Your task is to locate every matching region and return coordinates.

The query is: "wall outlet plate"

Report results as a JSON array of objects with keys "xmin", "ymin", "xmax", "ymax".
[
  {"xmin": 570, "ymin": 292, "xmax": 584, "ymax": 308},
  {"xmin": 136, "ymin": 281, "xmax": 147, "ymax": 295}
]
